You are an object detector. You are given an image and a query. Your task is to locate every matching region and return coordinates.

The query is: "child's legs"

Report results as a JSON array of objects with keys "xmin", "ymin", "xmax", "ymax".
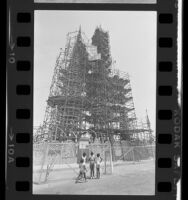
[
  {"xmin": 83, "ymin": 172, "xmax": 86, "ymax": 180},
  {"xmin": 91, "ymin": 164, "xmax": 94, "ymax": 177},
  {"xmin": 96, "ymin": 167, "xmax": 99, "ymax": 178},
  {"xmin": 92, "ymin": 164, "xmax": 95, "ymax": 177},
  {"xmin": 98, "ymin": 167, "xmax": 100, "ymax": 178},
  {"xmin": 76, "ymin": 172, "xmax": 82, "ymax": 181},
  {"xmin": 90, "ymin": 165, "xmax": 92, "ymax": 177}
]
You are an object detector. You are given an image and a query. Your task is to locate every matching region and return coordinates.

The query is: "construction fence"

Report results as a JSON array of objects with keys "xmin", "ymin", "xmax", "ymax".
[
  {"xmin": 33, "ymin": 140, "xmax": 155, "ymax": 183},
  {"xmin": 33, "ymin": 141, "xmax": 155, "ymax": 166}
]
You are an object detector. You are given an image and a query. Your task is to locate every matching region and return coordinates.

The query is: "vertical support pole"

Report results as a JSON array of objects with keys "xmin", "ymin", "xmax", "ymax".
[
  {"xmin": 104, "ymin": 150, "xmax": 107, "ymax": 174},
  {"xmin": 109, "ymin": 143, "xmax": 113, "ymax": 174},
  {"xmin": 61, "ymin": 143, "xmax": 63, "ymax": 165},
  {"xmin": 55, "ymin": 105, "xmax": 58, "ymax": 141},
  {"xmin": 120, "ymin": 140, "xmax": 124, "ymax": 160},
  {"xmin": 152, "ymin": 145, "xmax": 155, "ymax": 160},
  {"xmin": 132, "ymin": 147, "xmax": 135, "ymax": 164},
  {"xmin": 38, "ymin": 143, "xmax": 49, "ymax": 183}
]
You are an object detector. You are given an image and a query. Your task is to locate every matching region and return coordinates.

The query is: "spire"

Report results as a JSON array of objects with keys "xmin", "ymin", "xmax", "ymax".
[
  {"xmin": 79, "ymin": 25, "xmax": 82, "ymax": 36},
  {"xmin": 79, "ymin": 25, "xmax": 81, "ymax": 34},
  {"xmin": 146, "ymin": 109, "xmax": 150, "ymax": 126},
  {"xmin": 146, "ymin": 109, "xmax": 150, "ymax": 124},
  {"xmin": 77, "ymin": 25, "xmax": 82, "ymax": 42},
  {"xmin": 146, "ymin": 109, "xmax": 152, "ymax": 135}
]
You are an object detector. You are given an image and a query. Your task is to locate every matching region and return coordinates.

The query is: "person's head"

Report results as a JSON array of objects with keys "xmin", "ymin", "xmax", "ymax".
[
  {"xmin": 97, "ymin": 153, "xmax": 100, "ymax": 157},
  {"xmin": 80, "ymin": 159, "xmax": 84, "ymax": 164},
  {"xmin": 83, "ymin": 152, "xmax": 86, "ymax": 157},
  {"xmin": 91, "ymin": 152, "xmax": 94, "ymax": 156}
]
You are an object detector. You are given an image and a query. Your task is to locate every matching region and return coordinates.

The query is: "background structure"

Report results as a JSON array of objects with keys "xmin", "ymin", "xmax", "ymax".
[
  {"xmin": 34, "ymin": 11, "xmax": 157, "ymax": 134},
  {"xmin": 33, "ymin": 11, "xmax": 156, "ymax": 193}
]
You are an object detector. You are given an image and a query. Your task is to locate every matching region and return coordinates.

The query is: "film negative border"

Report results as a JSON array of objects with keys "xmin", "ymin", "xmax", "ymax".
[
  {"xmin": 6, "ymin": 0, "xmax": 182, "ymax": 200},
  {"xmin": 7, "ymin": 0, "xmax": 33, "ymax": 196}
]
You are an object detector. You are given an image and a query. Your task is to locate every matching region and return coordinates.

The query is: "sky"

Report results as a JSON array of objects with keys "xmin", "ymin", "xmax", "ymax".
[{"xmin": 34, "ymin": 10, "xmax": 157, "ymax": 135}]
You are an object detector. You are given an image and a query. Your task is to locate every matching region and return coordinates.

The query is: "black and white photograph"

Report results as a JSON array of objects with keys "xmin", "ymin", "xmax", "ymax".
[
  {"xmin": 34, "ymin": 0, "xmax": 157, "ymax": 3},
  {"xmin": 33, "ymin": 10, "xmax": 157, "ymax": 195}
]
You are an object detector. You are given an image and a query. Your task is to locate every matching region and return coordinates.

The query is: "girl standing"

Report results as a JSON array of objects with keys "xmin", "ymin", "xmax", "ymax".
[
  {"xmin": 88, "ymin": 152, "xmax": 95, "ymax": 179},
  {"xmin": 95, "ymin": 153, "xmax": 102, "ymax": 179}
]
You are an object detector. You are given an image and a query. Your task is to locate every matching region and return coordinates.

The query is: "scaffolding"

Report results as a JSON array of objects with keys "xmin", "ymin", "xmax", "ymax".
[
  {"xmin": 35, "ymin": 27, "xmax": 154, "ymax": 144},
  {"xmin": 33, "ymin": 27, "xmax": 155, "ymax": 183}
]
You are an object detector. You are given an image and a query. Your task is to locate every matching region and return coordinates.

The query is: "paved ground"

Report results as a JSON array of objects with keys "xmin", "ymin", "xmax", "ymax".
[{"xmin": 33, "ymin": 159, "xmax": 155, "ymax": 195}]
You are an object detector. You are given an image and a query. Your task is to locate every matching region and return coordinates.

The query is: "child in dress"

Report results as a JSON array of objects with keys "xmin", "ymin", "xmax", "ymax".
[
  {"xmin": 95, "ymin": 153, "xmax": 102, "ymax": 179},
  {"xmin": 75, "ymin": 159, "xmax": 87, "ymax": 183},
  {"xmin": 82, "ymin": 152, "xmax": 87, "ymax": 167}
]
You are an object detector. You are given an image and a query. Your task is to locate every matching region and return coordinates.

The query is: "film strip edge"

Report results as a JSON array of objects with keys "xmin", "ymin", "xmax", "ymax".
[{"xmin": 6, "ymin": 0, "xmax": 182, "ymax": 199}]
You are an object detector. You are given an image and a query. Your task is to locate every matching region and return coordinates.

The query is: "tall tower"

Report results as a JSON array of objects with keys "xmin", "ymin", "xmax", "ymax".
[{"xmin": 34, "ymin": 27, "xmax": 143, "ymax": 143}]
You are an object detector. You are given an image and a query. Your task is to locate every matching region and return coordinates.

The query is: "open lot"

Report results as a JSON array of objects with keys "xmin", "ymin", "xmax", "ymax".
[{"xmin": 33, "ymin": 159, "xmax": 155, "ymax": 195}]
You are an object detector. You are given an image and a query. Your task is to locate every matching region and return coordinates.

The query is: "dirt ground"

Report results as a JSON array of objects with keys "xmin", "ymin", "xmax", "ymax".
[{"xmin": 33, "ymin": 159, "xmax": 155, "ymax": 195}]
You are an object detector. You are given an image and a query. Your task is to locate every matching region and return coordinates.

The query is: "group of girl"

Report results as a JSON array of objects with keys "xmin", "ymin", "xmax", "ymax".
[{"xmin": 75, "ymin": 152, "xmax": 102, "ymax": 183}]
